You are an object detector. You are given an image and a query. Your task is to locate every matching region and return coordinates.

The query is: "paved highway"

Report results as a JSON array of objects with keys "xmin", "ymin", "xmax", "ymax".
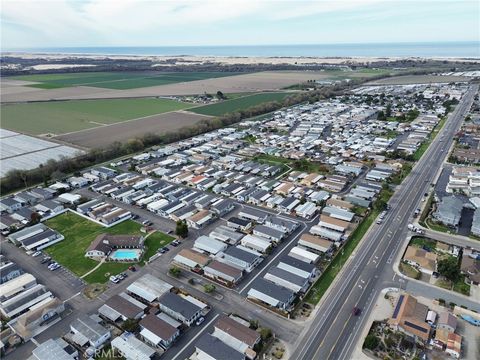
[{"xmin": 292, "ymin": 85, "xmax": 478, "ymax": 360}]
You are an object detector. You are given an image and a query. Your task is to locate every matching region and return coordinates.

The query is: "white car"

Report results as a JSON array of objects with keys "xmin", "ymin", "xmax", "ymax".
[
  {"xmin": 32, "ymin": 251, "xmax": 42, "ymax": 257},
  {"xmin": 195, "ymin": 317, "xmax": 205, "ymax": 326},
  {"xmin": 109, "ymin": 276, "xmax": 120, "ymax": 284}
]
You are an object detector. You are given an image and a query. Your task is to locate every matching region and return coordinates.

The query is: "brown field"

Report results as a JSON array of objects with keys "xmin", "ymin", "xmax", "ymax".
[
  {"xmin": 54, "ymin": 111, "xmax": 209, "ymax": 148},
  {"xmin": 367, "ymin": 74, "xmax": 469, "ymax": 85},
  {"xmin": 1, "ymin": 71, "xmax": 330, "ymax": 103}
]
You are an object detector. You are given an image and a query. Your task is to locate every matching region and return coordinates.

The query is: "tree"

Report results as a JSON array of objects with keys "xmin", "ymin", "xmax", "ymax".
[
  {"xmin": 121, "ymin": 319, "xmax": 139, "ymax": 332},
  {"xmin": 30, "ymin": 212, "xmax": 42, "ymax": 225},
  {"xmin": 385, "ymin": 103, "xmax": 392, "ymax": 118},
  {"xmin": 176, "ymin": 220, "xmax": 188, "ymax": 238},
  {"xmin": 377, "ymin": 110, "xmax": 386, "ymax": 121},
  {"xmin": 169, "ymin": 266, "xmax": 181, "ymax": 277},
  {"xmin": 259, "ymin": 327, "xmax": 272, "ymax": 341},
  {"xmin": 203, "ymin": 283, "xmax": 216, "ymax": 293},
  {"xmin": 216, "ymin": 90, "xmax": 226, "ymax": 99},
  {"xmin": 363, "ymin": 334, "xmax": 379, "ymax": 350},
  {"xmin": 437, "ymin": 257, "xmax": 460, "ymax": 282},
  {"xmin": 249, "ymin": 319, "xmax": 259, "ymax": 330}
]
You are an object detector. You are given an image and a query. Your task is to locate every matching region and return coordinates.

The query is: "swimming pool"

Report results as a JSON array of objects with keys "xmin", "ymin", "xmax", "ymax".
[{"xmin": 109, "ymin": 249, "xmax": 142, "ymax": 261}]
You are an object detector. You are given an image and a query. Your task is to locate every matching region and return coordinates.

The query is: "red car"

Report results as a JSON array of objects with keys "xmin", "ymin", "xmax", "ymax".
[{"xmin": 352, "ymin": 307, "xmax": 361, "ymax": 316}]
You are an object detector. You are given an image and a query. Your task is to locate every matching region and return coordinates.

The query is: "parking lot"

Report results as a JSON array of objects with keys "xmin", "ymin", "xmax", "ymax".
[{"xmin": 1, "ymin": 237, "xmax": 85, "ymax": 302}]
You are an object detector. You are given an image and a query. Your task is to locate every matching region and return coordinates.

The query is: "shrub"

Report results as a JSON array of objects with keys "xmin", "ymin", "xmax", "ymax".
[{"xmin": 363, "ymin": 334, "xmax": 380, "ymax": 350}]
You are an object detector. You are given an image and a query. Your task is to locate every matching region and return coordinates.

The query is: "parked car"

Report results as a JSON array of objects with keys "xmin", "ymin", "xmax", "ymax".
[
  {"xmin": 195, "ymin": 317, "xmax": 205, "ymax": 326},
  {"xmin": 32, "ymin": 251, "xmax": 42, "ymax": 257},
  {"xmin": 41, "ymin": 257, "xmax": 51, "ymax": 264},
  {"xmin": 142, "ymin": 220, "xmax": 152, "ymax": 226},
  {"xmin": 49, "ymin": 263, "xmax": 60, "ymax": 271},
  {"xmin": 110, "ymin": 276, "xmax": 120, "ymax": 284},
  {"xmin": 128, "ymin": 265, "xmax": 136, "ymax": 272},
  {"xmin": 171, "ymin": 240, "xmax": 180, "ymax": 247},
  {"xmin": 161, "ymin": 246, "xmax": 170, "ymax": 252}
]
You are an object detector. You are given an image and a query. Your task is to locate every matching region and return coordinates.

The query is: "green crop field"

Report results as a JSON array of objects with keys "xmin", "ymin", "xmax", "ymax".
[
  {"xmin": 0, "ymin": 97, "xmax": 192, "ymax": 135},
  {"xmin": 189, "ymin": 92, "xmax": 294, "ymax": 116},
  {"xmin": 45, "ymin": 212, "xmax": 174, "ymax": 284},
  {"xmin": 11, "ymin": 71, "xmax": 241, "ymax": 90}
]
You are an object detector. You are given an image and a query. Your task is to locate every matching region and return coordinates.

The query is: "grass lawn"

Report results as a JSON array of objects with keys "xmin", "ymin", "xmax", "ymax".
[
  {"xmin": 434, "ymin": 275, "xmax": 470, "ymax": 296},
  {"xmin": 142, "ymin": 231, "xmax": 175, "ymax": 262},
  {"xmin": 45, "ymin": 212, "xmax": 172, "ymax": 283},
  {"xmin": 453, "ymin": 276, "xmax": 471, "ymax": 296},
  {"xmin": 410, "ymin": 237, "xmax": 436, "ymax": 251},
  {"xmin": 1, "ymin": 98, "xmax": 192, "ymax": 135},
  {"xmin": 399, "ymin": 262, "xmax": 421, "ymax": 279},
  {"xmin": 83, "ymin": 262, "xmax": 132, "ymax": 284},
  {"xmin": 425, "ymin": 217, "xmax": 453, "ymax": 233},
  {"xmin": 11, "ymin": 71, "xmax": 241, "ymax": 90},
  {"xmin": 253, "ymin": 153, "xmax": 291, "ymax": 165},
  {"xmin": 189, "ymin": 92, "xmax": 295, "ymax": 116}
]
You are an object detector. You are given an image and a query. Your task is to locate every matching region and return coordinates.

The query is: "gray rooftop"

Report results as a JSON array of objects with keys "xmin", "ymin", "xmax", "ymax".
[
  {"xmin": 70, "ymin": 315, "xmax": 109, "ymax": 342},
  {"xmin": 159, "ymin": 292, "xmax": 201, "ymax": 319},
  {"xmin": 249, "ymin": 278, "xmax": 295, "ymax": 303},
  {"xmin": 195, "ymin": 333, "xmax": 245, "ymax": 360}
]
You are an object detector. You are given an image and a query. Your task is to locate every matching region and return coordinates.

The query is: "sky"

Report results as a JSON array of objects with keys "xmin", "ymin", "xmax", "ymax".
[{"xmin": 1, "ymin": 0, "xmax": 479, "ymax": 49}]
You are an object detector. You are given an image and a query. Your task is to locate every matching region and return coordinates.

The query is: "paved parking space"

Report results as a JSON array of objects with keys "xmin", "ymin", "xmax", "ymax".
[{"xmin": 0, "ymin": 238, "xmax": 85, "ymax": 301}]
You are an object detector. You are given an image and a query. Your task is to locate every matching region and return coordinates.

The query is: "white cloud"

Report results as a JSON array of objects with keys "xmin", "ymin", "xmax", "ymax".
[{"xmin": 0, "ymin": 0, "xmax": 476, "ymax": 48}]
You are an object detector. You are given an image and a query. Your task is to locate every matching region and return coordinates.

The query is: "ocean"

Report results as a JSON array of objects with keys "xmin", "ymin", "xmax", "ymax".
[{"xmin": 5, "ymin": 42, "xmax": 480, "ymax": 58}]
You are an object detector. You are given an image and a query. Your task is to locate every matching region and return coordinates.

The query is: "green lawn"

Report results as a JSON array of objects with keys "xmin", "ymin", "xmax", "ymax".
[
  {"xmin": 425, "ymin": 217, "xmax": 453, "ymax": 233},
  {"xmin": 142, "ymin": 232, "xmax": 174, "ymax": 260},
  {"xmin": 45, "ymin": 212, "xmax": 172, "ymax": 283},
  {"xmin": 11, "ymin": 71, "xmax": 240, "ymax": 90},
  {"xmin": 399, "ymin": 262, "xmax": 421, "ymax": 279},
  {"xmin": 253, "ymin": 153, "xmax": 291, "ymax": 165},
  {"xmin": 453, "ymin": 276, "xmax": 471, "ymax": 296},
  {"xmin": 83, "ymin": 262, "xmax": 132, "ymax": 284},
  {"xmin": 410, "ymin": 237, "xmax": 436, "ymax": 251},
  {"xmin": 1, "ymin": 98, "xmax": 192, "ymax": 135},
  {"xmin": 189, "ymin": 92, "xmax": 294, "ymax": 116}
]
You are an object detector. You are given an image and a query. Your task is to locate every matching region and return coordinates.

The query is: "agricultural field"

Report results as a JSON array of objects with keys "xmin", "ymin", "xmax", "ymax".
[
  {"xmin": 0, "ymin": 97, "xmax": 192, "ymax": 135},
  {"xmin": 55, "ymin": 111, "xmax": 210, "ymax": 148},
  {"xmin": 10, "ymin": 71, "xmax": 241, "ymax": 89},
  {"xmin": 0, "ymin": 71, "xmax": 322, "ymax": 103},
  {"xmin": 45, "ymin": 212, "xmax": 173, "ymax": 284},
  {"xmin": 189, "ymin": 92, "xmax": 295, "ymax": 116}
]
